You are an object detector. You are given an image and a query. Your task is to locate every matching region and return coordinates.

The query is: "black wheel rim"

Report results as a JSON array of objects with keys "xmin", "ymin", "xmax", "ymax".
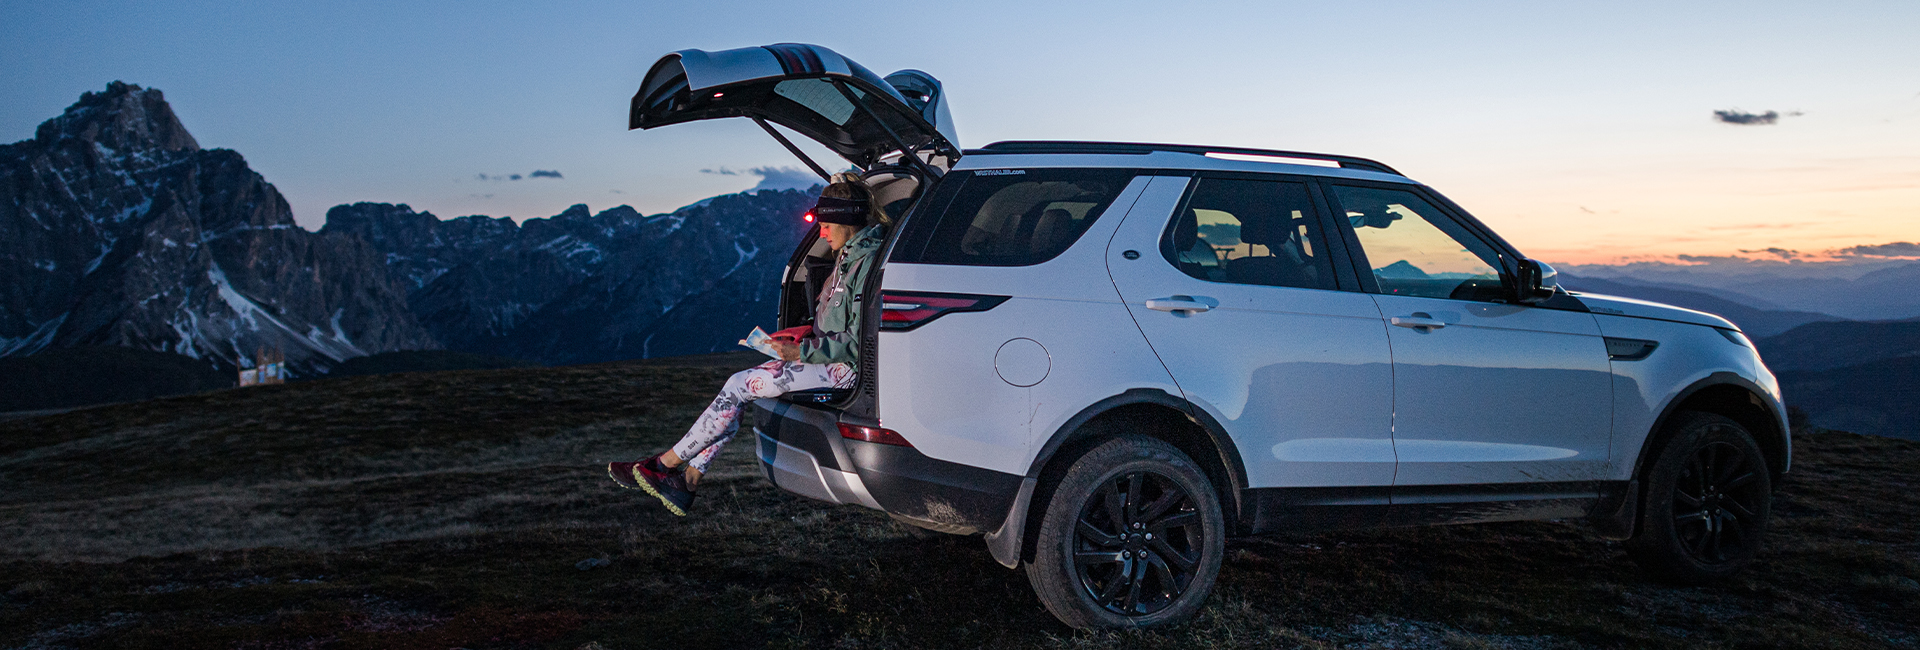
[
  {"xmin": 1071, "ymin": 470, "xmax": 1203, "ymax": 616},
  {"xmin": 1672, "ymin": 437, "xmax": 1765, "ymax": 564}
]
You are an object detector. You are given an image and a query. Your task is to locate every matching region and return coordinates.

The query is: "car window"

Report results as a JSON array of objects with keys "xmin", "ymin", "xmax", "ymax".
[
  {"xmin": 1330, "ymin": 185, "xmax": 1507, "ymax": 302},
  {"xmin": 1158, "ymin": 178, "xmax": 1335, "ymax": 291},
  {"xmin": 894, "ymin": 169, "xmax": 1134, "ymax": 267}
]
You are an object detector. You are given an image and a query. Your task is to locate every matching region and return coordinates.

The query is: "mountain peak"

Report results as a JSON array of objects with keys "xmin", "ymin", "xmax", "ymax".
[{"xmin": 32, "ymin": 81, "xmax": 200, "ymax": 153}]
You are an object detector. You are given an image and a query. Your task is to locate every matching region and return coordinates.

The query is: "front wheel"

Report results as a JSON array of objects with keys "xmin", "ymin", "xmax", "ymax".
[
  {"xmin": 1626, "ymin": 411, "xmax": 1773, "ymax": 584},
  {"xmin": 1024, "ymin": 435, "xmax": 1225, "ymax": 629}
]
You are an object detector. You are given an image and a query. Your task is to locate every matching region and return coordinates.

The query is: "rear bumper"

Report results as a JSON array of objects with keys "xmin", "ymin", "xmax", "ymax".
[
  {"xmin": 751, "ymin": 398, "xmax": 1024, "ymax": 534},
  {"xmin": 755, "ymin": 428, "xmax": 884, "ymax": 509}
]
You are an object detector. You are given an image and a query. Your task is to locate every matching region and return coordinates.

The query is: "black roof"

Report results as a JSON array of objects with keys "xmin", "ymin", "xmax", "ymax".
[{"xmin": 967, "ymin": 140, "xmax": 1402, "ymax": 176}]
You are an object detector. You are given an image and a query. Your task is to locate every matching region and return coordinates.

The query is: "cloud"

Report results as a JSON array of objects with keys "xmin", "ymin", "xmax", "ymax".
[
  {"xmin": 701, "ymin": 166, "xmax": 825, "ymax": 192},
  {"xmin": 1714, "ymin": 109, "xmax": 1780, "ymax": 125},
  {"xmin": 474, "ymin": 170, "xmax": 563, "ymax": 181},
  {"xmin": 1739, "ymin": 247, "xmax": 1802, "ymax": 260},
  {"xmin": 1832, "ymin": 242, "xmax": 1920, "ymax": 258},
  {"xmin": 747, "ymin": 166, "xmax": 823, "ymax": 192}
]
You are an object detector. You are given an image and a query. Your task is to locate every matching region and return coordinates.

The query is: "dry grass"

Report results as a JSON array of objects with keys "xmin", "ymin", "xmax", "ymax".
[{"xmin": 1, "ymin": 353, "xmax": 1915, "ymax": 649}]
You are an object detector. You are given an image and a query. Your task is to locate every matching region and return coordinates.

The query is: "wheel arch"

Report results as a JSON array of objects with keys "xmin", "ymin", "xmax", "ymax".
[
  {"xmin": 1634, "ymin": 372, "xmax": 1790, "ymax": 484},
  {"xmin": 985, "ymin": 388, "xmax": 1250, "ymax": 568}
]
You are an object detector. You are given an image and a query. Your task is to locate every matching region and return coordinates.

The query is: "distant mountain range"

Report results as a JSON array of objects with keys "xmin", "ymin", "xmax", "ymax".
[
  {"xmin": 1560, "ymin": 261, "xmax": 1920, "ymax": 322},
  {"xmin": 321, "ymin": 191, "xmax": 812, "ymax": 366},
  {"xmin": 0, "ymin": 82, "xmax": 814, "ymax": 383}
]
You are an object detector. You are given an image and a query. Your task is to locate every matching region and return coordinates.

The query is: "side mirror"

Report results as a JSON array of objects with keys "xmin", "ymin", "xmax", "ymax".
[{"xmin": 1516, "ymin": 258, "xmax": 1558, "ymax": 304}]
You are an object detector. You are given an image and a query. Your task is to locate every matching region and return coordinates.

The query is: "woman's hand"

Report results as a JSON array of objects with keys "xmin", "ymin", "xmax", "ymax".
[{"xmin": 768, "ymin": 339, "xmax": 801, "ymax": 362}]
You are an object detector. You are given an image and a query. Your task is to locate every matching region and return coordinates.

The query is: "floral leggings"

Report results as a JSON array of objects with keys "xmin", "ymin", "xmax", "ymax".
[{"xmin": 671, "ymin": 359, "xmax": 857, "ymax": 474}]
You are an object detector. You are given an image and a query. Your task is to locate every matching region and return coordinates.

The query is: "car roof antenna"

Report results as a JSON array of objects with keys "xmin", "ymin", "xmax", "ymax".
[{"xmin": 753, "ymin": 117, "xmax": 837, "ymax": 181}]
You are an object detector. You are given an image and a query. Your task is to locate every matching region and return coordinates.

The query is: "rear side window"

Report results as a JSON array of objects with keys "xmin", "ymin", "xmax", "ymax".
[
  {"xmin": 891, "ymin": 169, "xmax": 1134, "ymax": 267},
  {"xmin": 1159, "ymin": 177, "xmax": 1337, "ymax": 291}
]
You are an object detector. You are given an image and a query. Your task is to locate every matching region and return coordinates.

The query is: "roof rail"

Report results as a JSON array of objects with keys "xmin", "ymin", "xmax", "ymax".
[{"xmin": 969, "ymin": 140, "xmax": 1403, "ymax": 176}]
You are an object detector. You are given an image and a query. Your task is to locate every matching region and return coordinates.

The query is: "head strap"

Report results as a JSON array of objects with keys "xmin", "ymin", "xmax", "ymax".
[{"xmin": 811, "ymin": 196, "xmax": 867, "ymax": 226}]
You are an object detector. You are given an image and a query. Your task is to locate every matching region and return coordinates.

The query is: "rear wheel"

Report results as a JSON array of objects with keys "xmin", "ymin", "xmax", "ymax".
[
  {"xmin": 1626, "ymin": 411, "xmax": 1772, "ymax": 583},
  {"xmin": 1024, "ymin": 435, "xmax": 1225, "ymax": 629}
]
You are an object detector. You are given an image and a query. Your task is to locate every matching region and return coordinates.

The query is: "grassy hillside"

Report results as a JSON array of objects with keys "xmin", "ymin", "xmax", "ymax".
[
  {"xmin": 0, "ymin": 346, "xmax": 232, "ymax": 413},
  {"xmin": 1, "ymin": 353, "xmax": 1915, "ymax": 649},
  {"xmin": 324, "ymin": 350, "xmax": 542, "ymax": 378}
]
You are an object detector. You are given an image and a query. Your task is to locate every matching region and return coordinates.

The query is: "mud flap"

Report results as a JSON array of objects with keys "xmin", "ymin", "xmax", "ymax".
[
  {"xmin": 983, "ymin": 476, "xmax": 1038, "ymax": 569},
  {"xmin": 1588, "ymin": 479, "xmax": 1640, "ymax": 540}
]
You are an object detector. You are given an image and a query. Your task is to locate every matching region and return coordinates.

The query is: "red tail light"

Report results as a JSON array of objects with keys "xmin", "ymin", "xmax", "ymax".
[
  {"xmin": 839, "ymin": 422, "xmax": 913, "ymax": 447},
  {"xmin": 878, "ymin": 291, "xmax": 1009, "ymax": 331}
]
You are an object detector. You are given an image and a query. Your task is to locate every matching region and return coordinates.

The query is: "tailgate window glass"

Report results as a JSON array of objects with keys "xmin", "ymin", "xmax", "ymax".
[
  {"xmin": 773, "ymin": 79, "xmax": 859, "ymax": 125},
  {"xmin": 892, "ymin": 169, "xmax": 1134, "ymax": 267}
]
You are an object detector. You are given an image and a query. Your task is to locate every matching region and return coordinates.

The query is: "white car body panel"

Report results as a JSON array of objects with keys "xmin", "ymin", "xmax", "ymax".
[
  {"xmin": 1587, "ymin": 308, "xmax": 1786, "ymax": 480},
  {"xmin": 1372, "ymin": 294, "xmax": 1615, "ymax": 486},
  {"xmin": 1104, "ymin": 176, "xmax": 1400, "ymax": 488},
  {"xmin": 1575, "ymin": 292, "xmax": 1739, "ymax": 331},
  {"xmin": 876, "ymin": 177, "xmax": 1181, "ymax": 476}
]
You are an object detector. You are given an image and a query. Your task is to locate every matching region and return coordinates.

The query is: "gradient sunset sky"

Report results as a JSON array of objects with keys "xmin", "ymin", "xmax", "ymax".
[{"xmin": 4, "ymin": 0, "xmax": 1915, "ymax": 265}]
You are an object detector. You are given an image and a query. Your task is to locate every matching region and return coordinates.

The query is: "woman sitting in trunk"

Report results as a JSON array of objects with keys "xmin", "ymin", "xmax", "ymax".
[{"xmin": 609, "ymin": 174, "xmax": 889, "ymax": 516}]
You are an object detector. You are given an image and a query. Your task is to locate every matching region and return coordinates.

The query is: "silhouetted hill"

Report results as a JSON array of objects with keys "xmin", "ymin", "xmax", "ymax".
[
  {"xmin": 1560, "ymin": 274, "xmax": 1841, "ymax": 337},
  {"xmin": 1756, "ymin": 320, "xmax": 1920, "ymax": 372},
  {"xmin": 325, "ymin": 350, "xmax": 539, "ymax": 377},
  {"xmin": 0, "ymin": 346, "xmax": 231, "ymax": 412},
  {"xmin": 1777, "ymin": 356, "xmax": 1920, "ymax": 441}
]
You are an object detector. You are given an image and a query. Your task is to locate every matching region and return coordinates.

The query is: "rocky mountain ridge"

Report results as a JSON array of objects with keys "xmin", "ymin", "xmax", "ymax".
[
  {"xmin": 0, "ymin": 82, "xmax": 433, "ymax": 375},
  {"xmin": 322, "ymin": 189, "xmax": 815, "ymax": 366},
  {"xmin": 1, "ymin": 82, "xmax": 816, "ymax": 381}
]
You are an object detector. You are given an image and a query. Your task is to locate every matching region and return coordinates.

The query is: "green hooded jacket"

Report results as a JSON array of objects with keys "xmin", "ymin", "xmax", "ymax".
[{"xmin": 799, "ymin": 224, "xmax": 886, "ymax": 365}]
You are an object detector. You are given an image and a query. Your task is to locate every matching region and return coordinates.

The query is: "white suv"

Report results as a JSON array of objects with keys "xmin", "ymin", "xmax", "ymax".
[{"xmin": 630, "ymin": 44, "xmax": 1790, "ymax": 629}]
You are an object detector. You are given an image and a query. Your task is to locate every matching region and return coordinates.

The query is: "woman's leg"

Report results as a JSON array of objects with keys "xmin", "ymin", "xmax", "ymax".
[{"xmin": 665, "ymin": 360, "xmax": 856, "ymax": 479}]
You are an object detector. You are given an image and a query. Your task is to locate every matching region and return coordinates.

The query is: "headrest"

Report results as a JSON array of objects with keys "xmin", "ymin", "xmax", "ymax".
[{"xmin": 1237, "ymin": 213, "xmax": 1277, "ymax": 246}]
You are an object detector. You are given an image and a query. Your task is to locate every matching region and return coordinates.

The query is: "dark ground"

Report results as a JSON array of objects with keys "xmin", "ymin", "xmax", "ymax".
[
  {"xmin": 0, "ymin": 347, "xmax": 232, "ymax": 413},
  {"xmin": 1, "ymin": 352, "xmax": 1915, "ymax": 649}
]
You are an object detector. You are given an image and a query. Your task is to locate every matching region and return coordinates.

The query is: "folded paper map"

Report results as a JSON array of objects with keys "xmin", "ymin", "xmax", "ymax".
[{"xmin": 738, "ymin": 327, "xmax": 781, "ymax": 359}]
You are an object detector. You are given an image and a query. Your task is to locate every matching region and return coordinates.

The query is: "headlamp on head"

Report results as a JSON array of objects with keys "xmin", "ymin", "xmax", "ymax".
[{"xmin": 810, "ymin": 196, "xmax": 867, "ymax": 226}]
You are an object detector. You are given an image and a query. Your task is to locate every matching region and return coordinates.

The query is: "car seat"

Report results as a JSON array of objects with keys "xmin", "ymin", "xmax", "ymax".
[
  {"xmin": 1223, "ymin": 214, "xmax": 1311, "ymax": 288},
  {"xmin": 1030, "ymin": 208, "xmax": 1075, "ymax": 257}
]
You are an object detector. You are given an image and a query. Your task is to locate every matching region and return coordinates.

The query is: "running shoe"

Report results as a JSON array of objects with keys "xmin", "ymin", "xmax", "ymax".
[
  {"xmin": 607, "ymin": 458, "xmax": 647, "ymax": 490},
  {"xmin": 632, "ymin": 455, "xmax": 696, "ymax": 516}
]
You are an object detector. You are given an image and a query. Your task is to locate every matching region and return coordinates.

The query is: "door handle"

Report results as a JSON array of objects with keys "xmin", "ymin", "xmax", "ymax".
[
  {"xmin": 1390, "ymin": 314, "xmax": 1446, "ymax": 330},
  {"xmin": 1145, "ymin": 295, "xmax": 1216, "ymax": 314}
]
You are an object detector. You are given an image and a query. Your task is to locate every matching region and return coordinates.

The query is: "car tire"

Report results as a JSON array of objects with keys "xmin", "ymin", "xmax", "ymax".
[
  {"xmin": 1626, "ymin": 411, "xmax": 1772, "ymax": 584},
  {"xmin": 1023, "ymin": 434, "xmax": 1225, "ymax": 629}
]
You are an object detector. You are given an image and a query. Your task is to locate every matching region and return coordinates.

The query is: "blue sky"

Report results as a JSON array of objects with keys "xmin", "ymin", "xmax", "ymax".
[{"xmin": 4, "ymin": 0, "xmax": 1916, "ymax": 263}]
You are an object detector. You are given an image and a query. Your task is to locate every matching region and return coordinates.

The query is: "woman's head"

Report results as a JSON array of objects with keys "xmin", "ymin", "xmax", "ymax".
[{"xmin": 814, "ymin": 173, "xmax": 886, "ymax": 251}]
